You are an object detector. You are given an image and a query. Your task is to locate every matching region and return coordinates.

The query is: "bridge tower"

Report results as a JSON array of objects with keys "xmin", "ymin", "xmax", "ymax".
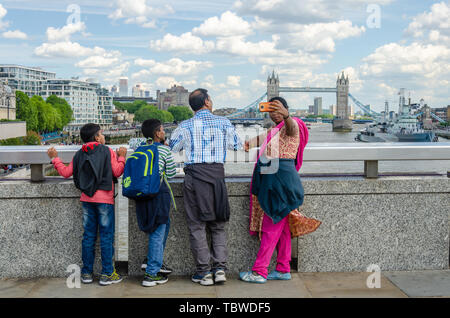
[
  {"xmin": 267, "ymin": 70, "xmax": 279, "ymax": 101},
  {"xmin": 332, "ymin": 72, "xmax": 352, "ymax": 132}
]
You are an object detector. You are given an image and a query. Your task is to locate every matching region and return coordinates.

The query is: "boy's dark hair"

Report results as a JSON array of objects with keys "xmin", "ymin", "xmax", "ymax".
[
  {"xmin": 269, "ymin": 96, "xmax": 289, "ymax": 110},
  {"xmin": 142, "ymin": 119, "xmax": 162, "ymax": 139},
  {"xmin": 189, "ymin": 88, "xmax": 209, "ymax": 112},
  {"xmin": 80, "ymin": 123, "xmax": 101, "ymax": 143}
]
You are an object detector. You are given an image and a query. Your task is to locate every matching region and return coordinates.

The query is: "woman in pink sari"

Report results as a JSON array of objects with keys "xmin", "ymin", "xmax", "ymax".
[{"xmin": 240, "ymin": 96, "xmax": 316, "ymax": 283}]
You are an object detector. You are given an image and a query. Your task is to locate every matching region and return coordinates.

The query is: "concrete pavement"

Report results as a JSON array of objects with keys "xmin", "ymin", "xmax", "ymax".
[{"xmin": 1, "ymin": 271, "xmax": 448, "ymax": 298}]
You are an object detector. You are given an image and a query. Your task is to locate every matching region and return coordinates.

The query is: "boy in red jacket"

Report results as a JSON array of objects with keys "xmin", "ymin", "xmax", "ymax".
[{"xmin": 47, "ymin": 123, "xmax": 127, "ymax": 286}]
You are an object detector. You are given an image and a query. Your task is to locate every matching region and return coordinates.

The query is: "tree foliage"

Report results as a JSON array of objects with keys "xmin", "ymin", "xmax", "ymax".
[
  {"xmin": 46, "ymin": 95, "xmax": 73, "ymax": 127},
  {"xmin": 135, "ymin": 105, "xmax": 174, "ymax": 123},
  {"xmin": 0, "ymin": 131, "xmax": 42, "ymax": 145},
  {"xmin": 15, "ymin": 91, "xmax": 73, "ymax": 132},
  {"xmin": 15, "ymin": 91, "xmax": 38, "ymax": 131},
  {"xmin": 167, "ymin": 106, "xmax": 193, "ymax": 122},
  {"xmin": 114, "ymin": 100, "xmax": 151, "ymax": 114}
]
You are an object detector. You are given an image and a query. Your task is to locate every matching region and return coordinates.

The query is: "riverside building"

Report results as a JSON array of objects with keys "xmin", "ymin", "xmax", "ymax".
[
  {"xmin": 0, "ymin": 64, "xmax": 56, "ymax": 97},
  {"xmin": 40, "ymin": 79, "xmax": 113, "ymax": 131},
  {"xmin": 0, "ymin": 82, "xmax": 16, "ymax": 120},
  {"xmin": 157, "ymin": 85, "xmax": 189, "ymax": 110},
  {"xmin": 0, "ymin": 64, "xmax": 113, "ymax": 131}
]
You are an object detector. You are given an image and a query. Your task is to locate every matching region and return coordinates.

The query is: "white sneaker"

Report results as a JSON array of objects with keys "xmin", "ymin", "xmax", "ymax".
[
  {"xmin": 214, "ymin": 270, "xmax": 226, "ymax": 284},
  {"xmin": 191, "ymin": 273, "xmax": 214, "ymax": 286}
]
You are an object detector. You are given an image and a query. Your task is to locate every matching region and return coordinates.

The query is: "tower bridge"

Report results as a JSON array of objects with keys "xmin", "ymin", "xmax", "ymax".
[{"xmin": 226, "ymin": 71, "xmax": 376, "ymax": 132}]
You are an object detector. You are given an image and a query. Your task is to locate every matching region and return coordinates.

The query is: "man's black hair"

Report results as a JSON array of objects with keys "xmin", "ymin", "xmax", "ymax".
[
  {"xmin": 269, "ymin": 96, "xmax": 289, "ymax": 110},
  {"xmin": 142, "ymin": 118, "xmax": 162, "ymax": 140},
  {"xmin": 189, "ymin": 88, "xmax": 209, "ymax": 112},
  {"xmin": 80, "ymin": 123, "xmax": 101, "ymax": 143}
]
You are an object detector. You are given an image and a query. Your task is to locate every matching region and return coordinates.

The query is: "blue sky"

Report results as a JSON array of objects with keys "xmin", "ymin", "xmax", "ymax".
[{"xmin": 0, "ymin": 0, "xmax": 449, "ymax": 112}]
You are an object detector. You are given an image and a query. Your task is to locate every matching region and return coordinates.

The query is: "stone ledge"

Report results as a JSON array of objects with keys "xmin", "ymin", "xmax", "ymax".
[{"xmin": 1, "ymin": 175, "xmax": 448, "ymax": 198}]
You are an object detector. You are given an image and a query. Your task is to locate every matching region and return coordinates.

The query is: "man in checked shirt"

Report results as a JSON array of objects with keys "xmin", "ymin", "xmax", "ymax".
[{"xmin": 169, "ymin": 88, "xmax": 243, "ymax": 286}]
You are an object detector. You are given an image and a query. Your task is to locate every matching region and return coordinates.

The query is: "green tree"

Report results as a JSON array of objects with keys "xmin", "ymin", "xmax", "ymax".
[
  {"xmin": 31, "ymin": 95, "xmax": 58, "ymax": 132},
  {"xmin": 167, "ymin": 106, "xmax": 193, "ymax": 122},
  {"xmin": 135, "ymin": 105, "xmax": 174, "ymax": 123},
  {"xmin": 24, "ymin": 131, "xmax": 41, "ymax": 145},
  {"xmin": 306, "ymin": 114, "xmax": 334, "ymax": 119},
  {"xmin": 15, "ymin": 91, "xmax": 39, "ymax": 131},
  {"xmin": 46, "ymin": 95, "xmax": 73, "ymax": 128},
  {"xmin": 114, "ymin": 100, "xmax": 149, "ymax": 114}
]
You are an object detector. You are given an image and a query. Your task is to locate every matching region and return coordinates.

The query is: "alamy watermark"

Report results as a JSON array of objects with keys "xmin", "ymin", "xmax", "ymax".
[
  {"xmin": 66, "ymin": 4, "xmax": 81, "ymax": 25},
  {"xmin": 366, "ymin": 264, "xmax": 381, "ymax": 288},
  {"xmin": 367, "ymin": 4, "xmax": 381, "ymax": 29},
  {"xmin": 66, "ymin": 264, "xmax": 81, "ymax": 289}
]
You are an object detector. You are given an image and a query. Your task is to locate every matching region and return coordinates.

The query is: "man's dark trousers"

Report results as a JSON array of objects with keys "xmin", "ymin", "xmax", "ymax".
[{"xmin": 183, "ymin": 164, "xmax": 228, "ymax": 276}]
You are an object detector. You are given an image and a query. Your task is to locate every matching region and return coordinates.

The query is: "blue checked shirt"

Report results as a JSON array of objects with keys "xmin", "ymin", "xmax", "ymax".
[{"xmin": 169, "ymin": 109, "xmax": 243, "ymax": 165}]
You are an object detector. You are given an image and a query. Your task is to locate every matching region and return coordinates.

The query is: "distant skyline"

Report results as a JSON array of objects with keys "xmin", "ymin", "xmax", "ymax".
[{"xmin": 0, "ymin": 0, "xmax": 449, "ymax": 111}]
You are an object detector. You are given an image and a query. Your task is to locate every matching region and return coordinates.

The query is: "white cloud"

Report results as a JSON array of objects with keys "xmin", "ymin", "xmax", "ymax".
[
  {"xmin": 227, "ymin": 75, "xmax": 241, "ymax": 87},
  {"xmin": 2, "ymin": 30, "xmax": 27, "ymax": 40},
  {"xmin": 234, "ymin": 0, "xmax": 393, "ymax": 24},
  {"xmin": 148, "ymin": 58, "xmax": 213, "ymax": 76},
  {"xmin": 215, "ymin": 35, "xmax": 281, "ymax": 57},
  {"xmin": 0, "ymin": 5, "xmax": 6, "ymax": 19},
  {"xmin": 405, "ymin": 1, "xmax": 450, "ymax": 45},
  {"xmin": 35, "ymin": 22, "xmax": 99, "ymax": 58},
  {"xmin": 155, "ymin": 76, "xmax": 180, "ymax": 89},
  {"xmin": 90, "ymin": 62, "xmax": 130, "ymax": 84},
  {"xmin": 46, "ymin": 22, "xmax": 86, "ymax": 42},
  {"xmin": 200, "ymin": 74, "xmax": 215, "ymax": 89},
  {"xmin": 356, "ymin": 40, "xmax": 450, "ymax": 108},
  {"xmin": 134, "ymin": 58, "xmax": 156, "ymax": 67},
  {"xmin": 216, "ymin": 89, "xmax": 245, "ymax": 106},
  {"xmin": 227, "ymin": 89, "xmax": 242, "ymax": 99},
  {"xmin": 360, "ymin": 42, "xmax": 450, "ymax": 78},
  {"xmin": 377, "ymin": 82, "xmax": 398, "ymax": 97},
  {"xmin": 193, "ymin": 11, "xmax": 253, "ymax": 37},
  {"xmin": 104, "ymin": 62, "xmax": 130, "ymax": 79},
  {"xmin": 0, "ymin": 4, "xmax": 9, "ymax": 30},
  {"xmin": 251, "ymin": 79, "xmax": 266, "ymax": 91},
  {"xmin": 274, "ymin": 20, "xmax": 365, "ymax": 53},
  {"xmin": 76, "ymin": 51, "xmax": 121, "ymax": 68},
  {"xmin": 34, "ymin": 42, "xmax": 105, "ymax": 58},
  {"xmin": 131, "ymin": 69, "xmax": 151, "ymax": 80},
  {"xmin": 150, "ymin": 32, "xmax": 215, "ymax": 54},
  {"xmin": 109, "ymin": 0, "xmax": 174, "ymax": 28}
]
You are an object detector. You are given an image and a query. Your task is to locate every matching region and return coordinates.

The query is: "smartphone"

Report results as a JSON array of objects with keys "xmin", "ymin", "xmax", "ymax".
[{"xmin": 259, "ymin": 102, "xmax": 274, "ymax": 112}]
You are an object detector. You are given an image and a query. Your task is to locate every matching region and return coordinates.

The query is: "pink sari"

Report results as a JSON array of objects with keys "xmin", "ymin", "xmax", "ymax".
[{"xmin": 249, "ymin": 117, "xmax": 309, "ymax": 236}]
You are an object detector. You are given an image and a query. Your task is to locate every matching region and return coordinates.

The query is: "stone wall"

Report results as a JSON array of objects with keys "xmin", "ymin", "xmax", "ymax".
[
  {"xmin": 0, "ymin": 179, "xmax": 114, "ymax": 278},
  {"xmin": 0, "ymin": 176, "xmax": 448, "ymax": 278},
  {"xmin": 129, "ymin": 176, "xmax": 449, "ymax": 276},
  {"xmin": 0, "ymin": 121, "xmax": 26, "ymax": 140}
]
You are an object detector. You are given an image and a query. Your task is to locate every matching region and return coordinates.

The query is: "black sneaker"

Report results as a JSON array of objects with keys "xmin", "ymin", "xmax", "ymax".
[
  {"xmin": 141, "ymin": 258, "xmax": 173, "ymax": 275},
  {"xmin": 99, "ymin": 271, "xmax": 123, "ymax": 286},
  {"xmin": 159, "ymin": 263, "xmax": 173, "ymax": 275},
  {"xmin": 81, "ymin": 273, "xmax": 93, "ymax": 284},
  {"xmin": 142, "ymin": 273, "xmax": 169, "ymax": 287}
]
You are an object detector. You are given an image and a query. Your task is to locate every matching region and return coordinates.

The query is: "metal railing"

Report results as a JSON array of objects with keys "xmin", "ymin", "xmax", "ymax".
[{"xmin": 0, "ymin": 143, "xmax": 449, "ymax": 181}]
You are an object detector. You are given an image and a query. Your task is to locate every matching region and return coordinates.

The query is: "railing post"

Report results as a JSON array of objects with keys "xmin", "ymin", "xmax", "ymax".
[
  {"xmin": 30, "ymin": 164, "xmax": 44, "ymax": 182},
  {"xmin": 364, "ymin": 160, "xmax": 378, "ymax": 179}
]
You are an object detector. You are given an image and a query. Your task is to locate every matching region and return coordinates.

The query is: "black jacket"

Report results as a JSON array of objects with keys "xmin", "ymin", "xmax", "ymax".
[
  {"xmin": 184, "ymin": 163, "xmax": 230, "ymax": 222},
  {"xmin": 73, "ymin": 143, "xmax": 113, "ymax": 197},
  {"xmin": 135, "ymin": 181, "xmax": 171, "ymax": 233}
]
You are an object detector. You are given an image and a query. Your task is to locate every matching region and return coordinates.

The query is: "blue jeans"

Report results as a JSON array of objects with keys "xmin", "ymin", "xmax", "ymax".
[
  {"xmin": 146, "ymin": 219, "xmax": 170, "ymax": 276},
  {"xmin": 81, "ymin": 202, "xmax": 115, "ymax": 276}
]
